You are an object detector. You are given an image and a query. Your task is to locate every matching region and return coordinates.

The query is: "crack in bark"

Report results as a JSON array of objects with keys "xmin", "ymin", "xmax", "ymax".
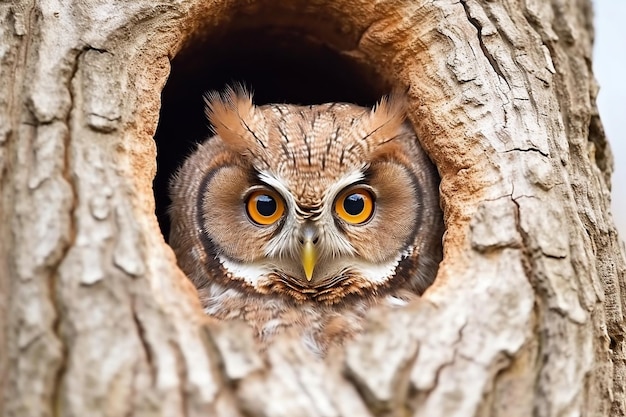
[
  {"xmin": 511, "ymin": 194, "xmax": 568, "ymax": 260},
  {"xmin": 342, "ymin": 359, "xmax": 383, "ymax": 415},
  {"xmin": 502, "ymin": 147, "xmax": 549, "ymax": 158},
  {"xmin": 169, "ymin": 340, "xmax": 191, "ymax": 417},
  {"xmin": 343, "ymin": 338, "xmax": 421, "ymax": 417},
  {"xmin": 459, "ymin": 0, "xmax": 510, "ymax": 89},
  {"xmin": 462, "ymin": 0, "xmax": 548, "ymax": 136},
  {"xmin": 47, "ymin": 46, "xmax": 85, "ymax": 417},
  {"xmin": 389, "ymin": 343, "xmax": 421, "ymax": 417},
  {"xmin": 87, "ymin": 112, "xmax": 121, "ymax": 122},
  {"xmin": 130, "ymin": 296, "xmax": 156, "ymax": 384},
  {"xmin": 509, "ymin": 193, "xmax": 553, "ymax": 417},
  {"xmin": 404, "ymin": 320, "xmax": 468, "ymax": 415}
]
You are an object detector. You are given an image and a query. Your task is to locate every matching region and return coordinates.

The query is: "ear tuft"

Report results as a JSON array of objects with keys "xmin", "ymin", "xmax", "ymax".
[
  {"xmin": 360, "ymin": 91, "xmax": 410, "ymax": 153},
  {"xmin": 369, "ymin": 92, "xmax": 408, "ymax": 134},
  {"xmin": 203, "ymin": 85, "xmax": 256, "ymax": 151}
]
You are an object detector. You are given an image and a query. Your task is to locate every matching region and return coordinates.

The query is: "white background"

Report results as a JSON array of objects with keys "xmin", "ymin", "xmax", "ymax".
[{"xmin": 594, "ymin": 0, "xmax": 626, "ymax": 241}]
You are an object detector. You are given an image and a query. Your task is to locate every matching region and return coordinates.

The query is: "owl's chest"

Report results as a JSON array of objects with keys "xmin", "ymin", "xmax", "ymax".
[{"xmin": 199, "ymin": 283, "xmax": 370, "ymax": 354}]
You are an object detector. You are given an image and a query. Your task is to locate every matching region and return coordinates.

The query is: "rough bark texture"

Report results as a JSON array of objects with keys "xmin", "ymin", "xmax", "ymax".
[{"xmin": 1, "ymin": 0, "xmax": 624, "ymax": 416}]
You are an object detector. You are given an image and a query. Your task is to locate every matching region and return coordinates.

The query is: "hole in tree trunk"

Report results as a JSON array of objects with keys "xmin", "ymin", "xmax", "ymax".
[{"xmin": 153, "ymin": 15, "xmax": 391, "ymax": 239}]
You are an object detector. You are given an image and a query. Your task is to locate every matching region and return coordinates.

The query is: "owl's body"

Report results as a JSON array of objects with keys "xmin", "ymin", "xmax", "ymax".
[{"xmin": 169, "ymin": 87, "xmax": 443, "ymax": 354}]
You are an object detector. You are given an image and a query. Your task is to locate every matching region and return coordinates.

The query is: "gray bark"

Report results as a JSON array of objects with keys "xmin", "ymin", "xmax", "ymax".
[{"xmin": 1, "ymin": 0, "xmax": 624, "ymax": 416}]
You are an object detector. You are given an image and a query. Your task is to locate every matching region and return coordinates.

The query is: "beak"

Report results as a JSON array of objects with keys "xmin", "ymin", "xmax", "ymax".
[
  {"xmin": 300, "ymin": 224, "xmax": 319, "ymax": 281},
  {"xmin": 301, "ymin": 239, "xmax": 317, "ymax": 281}
]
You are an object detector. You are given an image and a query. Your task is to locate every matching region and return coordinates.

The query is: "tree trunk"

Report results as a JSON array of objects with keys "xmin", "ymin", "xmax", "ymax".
[{"xmin": 1, "ymin": 0, "xmax": 624, "ymax": 416}]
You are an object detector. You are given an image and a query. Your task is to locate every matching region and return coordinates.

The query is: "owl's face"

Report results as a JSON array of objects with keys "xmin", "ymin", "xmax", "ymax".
[{"xmin": 169, "ymin": 87, "xmax": 442, "ymax": 305}]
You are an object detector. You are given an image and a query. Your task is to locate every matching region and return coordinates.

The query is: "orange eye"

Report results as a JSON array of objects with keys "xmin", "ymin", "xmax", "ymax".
[
  {"xmin": 246, "ymin": 189, "xmax": 285, "ymax": 225},
  {"xmin": 335, "ymin": 188, "xmax": 374, "ymax": 224}
]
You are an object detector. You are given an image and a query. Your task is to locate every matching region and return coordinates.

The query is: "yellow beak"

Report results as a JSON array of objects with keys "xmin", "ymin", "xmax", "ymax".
[{"xmin": 301, "ymin": 239, "xmax": 317, "ymax": 281}]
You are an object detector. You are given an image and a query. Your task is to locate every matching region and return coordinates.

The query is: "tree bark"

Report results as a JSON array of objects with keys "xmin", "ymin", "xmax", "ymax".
[{"xmin": 1, "ymin": 0, "xmax": 624, "ymax": 416}]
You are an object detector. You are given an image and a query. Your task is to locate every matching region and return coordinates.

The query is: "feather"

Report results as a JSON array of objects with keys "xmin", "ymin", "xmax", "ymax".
[{"xmin": 204, "ymin": 84, "xmax": 263, "ymax": 152}]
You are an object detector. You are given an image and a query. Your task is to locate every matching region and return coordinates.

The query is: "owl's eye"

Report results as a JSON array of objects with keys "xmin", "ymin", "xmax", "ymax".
[
  {"xmin": 335, "ymin": 188, "xmax": 375, "ymax": 224},
  {"xmin": 246, "ymin": 189, "xmax": 285, "ymax": 225}
]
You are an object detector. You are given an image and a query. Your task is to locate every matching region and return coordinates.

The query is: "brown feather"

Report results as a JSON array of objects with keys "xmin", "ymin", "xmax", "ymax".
[
  {"xmin": 359, "ymin": 92, "xmax": 408, "ymax": 155},
  {"xmin": 204, "ymin": 85, "xmax": 259, "ymax": 153}
]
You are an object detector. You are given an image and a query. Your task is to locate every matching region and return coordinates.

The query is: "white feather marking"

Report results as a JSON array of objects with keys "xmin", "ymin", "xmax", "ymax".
[
  {"xmin": 203, "ymin": 285, "xmax": 245, "ymax": 316},
  {"xmin": 302, "ymin": 332, "xmax": 323, "ymax": 357},
  {"xmin": 219, "ymin": 256, "xmax": 271, "ymax": 287},
  {"xmin": 261, "ymin": 319, "xmax": 282, "ymax": 337},
  {"xmin": 293, "ymin": 168, "xmax": 368, "ymax": 259},
  {"xmin": 348, "ymin": 248, "xmax": 412, "ymax": 284},
  {"xmin": 255, "ymin": 170, "xmax": 303, "ymax": 259},
  {"xmin": 349, "ymin": 258, "xmax": 400, "ymax": 283},
  {"xmin": 257, "ymin": 170, "xmax": 293, "ymax": 204},
  {"xmin": 320, "ymin": 169, "xmax": 367, "ymax": 210},
  {"xmin": 385, "ymin": 296, "xmax": 409, "ymax": 307}
]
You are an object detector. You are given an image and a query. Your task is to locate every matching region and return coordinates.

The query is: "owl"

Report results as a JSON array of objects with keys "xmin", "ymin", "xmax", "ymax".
[{"xmin": 168, "ymin": 86, "xmax": 443, "ymax": 355}]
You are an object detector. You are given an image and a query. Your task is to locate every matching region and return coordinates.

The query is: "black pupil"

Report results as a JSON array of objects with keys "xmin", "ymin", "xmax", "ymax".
[
  {"xmin": 256, "ymin": 194, "xmax": 277, "ymax": 217},
  {"xmin": 343, "ymin": 194, "xmax": 365, "ymax": 216}
]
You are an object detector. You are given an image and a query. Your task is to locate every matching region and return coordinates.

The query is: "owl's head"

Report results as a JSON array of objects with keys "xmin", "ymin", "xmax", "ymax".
[{"xmin": 169, "ymin": 87, "xmax": 443, "ymax": 306}]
